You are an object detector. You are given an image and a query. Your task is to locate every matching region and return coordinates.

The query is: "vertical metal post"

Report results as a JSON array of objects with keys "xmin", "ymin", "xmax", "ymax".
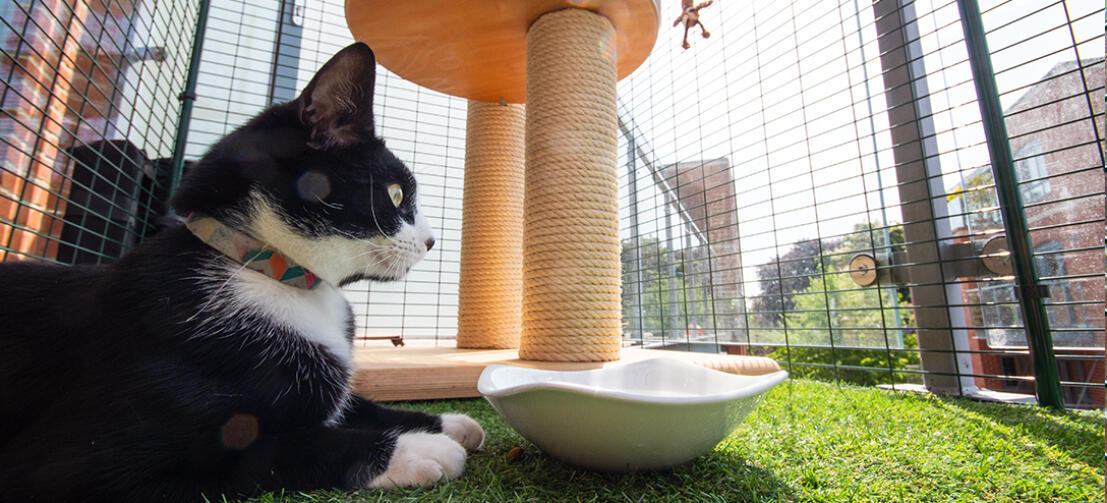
[
  {"xmin": 956, "ymin": 0, "xmax": 1063, "ymax": 409},
  {"xmin": 685, "ymin": 231, "xmax": 696, "ymax": 338},
  {"xmin": 268, "ymin": 0, "xmax": 304, "ymax": 104},
  {"xmin": 873, "ymin": 0, "xmax": 976, "ymax": 395},
  {"xmin": 664, "ymin": 193, "xmax": 678, "ymax": 340},
  {"xmin": 852, "ymin": 0, "xmax": 905, "ymax": 350},
  {"xmin": 626, "ymin": 133, "xmax": 646, "ymax": 343},
  {"xmin": 168, "ymin": 0, "xmax": 211, "ymax": 199}
]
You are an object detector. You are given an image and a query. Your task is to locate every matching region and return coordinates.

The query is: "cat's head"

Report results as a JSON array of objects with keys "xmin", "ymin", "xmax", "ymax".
[{"xmin": 172, "ymin": 43, "xmax": 432, "ymax": 286}]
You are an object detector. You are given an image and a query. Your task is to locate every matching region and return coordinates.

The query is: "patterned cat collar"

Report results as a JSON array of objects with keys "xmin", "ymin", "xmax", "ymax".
[{"xmin": 184, "ymin": 213, "xmax": 320, "ymax": 290}]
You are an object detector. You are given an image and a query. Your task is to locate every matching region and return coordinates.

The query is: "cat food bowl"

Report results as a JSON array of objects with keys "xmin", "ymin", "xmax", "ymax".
[{"xmin": 478, "ymin": 358, "xmax": 787, "ymax": 471}]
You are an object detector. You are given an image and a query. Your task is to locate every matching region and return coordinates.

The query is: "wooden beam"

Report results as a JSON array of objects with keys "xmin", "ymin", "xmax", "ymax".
[{"xmin": 352, "ymin": 346, "xmax": 781, "ymax": 402}]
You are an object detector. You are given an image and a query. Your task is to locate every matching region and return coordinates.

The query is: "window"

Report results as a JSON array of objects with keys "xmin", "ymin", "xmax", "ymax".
[
  {"xmin": 980, "ymin": 278, "xmax": 1024, "ymax": 348},
  {"xmin": 1014, "ymin": 141, "xmax": 1049, "ymax": 203}
]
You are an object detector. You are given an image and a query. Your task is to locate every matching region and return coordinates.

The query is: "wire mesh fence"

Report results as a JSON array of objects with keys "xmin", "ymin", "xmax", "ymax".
[
  {"xmin": 616, "ymin": 0, "xmax": 1103, "ymax": 409},
  {"xmin": 0, "ymin": 0, "xmax": 1101, "ymax": 409},
  {"xmin": 1, "ymin": 0, "xmax": 200, "ymax": 263}
]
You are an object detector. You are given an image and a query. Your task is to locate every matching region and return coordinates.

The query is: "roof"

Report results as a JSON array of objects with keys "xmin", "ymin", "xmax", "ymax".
[{"xmin": 1005, "ymin": 58, "xmax": 1104, "ymax": 114}]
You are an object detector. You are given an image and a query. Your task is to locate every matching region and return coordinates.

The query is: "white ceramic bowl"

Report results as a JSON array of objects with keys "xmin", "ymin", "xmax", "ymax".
[{"xmin": 478, "ymin": 358, "xmax": 787, "ymax": 471}]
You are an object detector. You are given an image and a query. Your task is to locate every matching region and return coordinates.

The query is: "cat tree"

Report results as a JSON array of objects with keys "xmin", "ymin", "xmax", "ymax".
[{"xmin": 345, "ymin": 0, "xmax": 779, "ymax": 400}]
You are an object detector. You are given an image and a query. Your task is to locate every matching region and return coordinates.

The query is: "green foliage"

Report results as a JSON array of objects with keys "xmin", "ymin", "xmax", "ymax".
[
  {"xmin": 750, "ymin": 238, "xmax": 828, "ymax": 328},
  {"xmin": 768, "ymin": 261, "xmax": 920, "ymax": 386},
  {"xmin": 620, "ymin": 237, "xmax": 716, "ymax": 336},
  {"xmin": 760, "ymin": 224, "xmax": 920, "ymax": 386},
  {"xmin": 621, "ymin": 223, "xmax": 926, "ymax": 386},
  {"xmin": 771, "ymin": 333, "xmax": 921, "ymax": 386},
  {"xmin": 751, "ymin": 223, "xmax": 908, "ymax": 330},
  {"xmin": 779, "ymin": 261, "xmax": 912, "ymax": 345}
]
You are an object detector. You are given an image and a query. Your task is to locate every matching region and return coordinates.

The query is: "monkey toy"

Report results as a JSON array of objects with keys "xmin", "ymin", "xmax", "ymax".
[{"xmin": 673, "ymin": 0, "xmax": 714, "ymax": 49}]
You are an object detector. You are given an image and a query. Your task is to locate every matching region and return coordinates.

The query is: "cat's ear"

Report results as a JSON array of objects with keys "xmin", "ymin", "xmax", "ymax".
[{"xmin": 297, "ymin": 42, "xmax": 377, "ymax": 149}]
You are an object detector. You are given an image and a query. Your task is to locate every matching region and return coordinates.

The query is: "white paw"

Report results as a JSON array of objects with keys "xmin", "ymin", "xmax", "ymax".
[
  {"xmin": 440, "ymin": 413, "xmax": 484, "ymax": 452},
  {"xmin": 367, "ymin": 432, "xmax": 466, "ymax": 489}
]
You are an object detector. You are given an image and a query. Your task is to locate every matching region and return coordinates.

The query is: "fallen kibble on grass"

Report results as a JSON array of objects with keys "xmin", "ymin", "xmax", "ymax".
[{"xmin": 506, "ymin": 447, "xmax": 524, "ymax": 462}]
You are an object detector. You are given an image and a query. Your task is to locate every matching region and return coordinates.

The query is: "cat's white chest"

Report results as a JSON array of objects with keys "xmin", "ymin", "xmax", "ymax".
[{"xmin": 230, "ymin": 267, "xmax": 353, "ymax": 367}]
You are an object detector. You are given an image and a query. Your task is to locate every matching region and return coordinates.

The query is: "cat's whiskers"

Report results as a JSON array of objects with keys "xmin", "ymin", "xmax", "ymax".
[
  {"xmin": 346, "ymin": 233, "xmax": 421, "ymax": 280},
  {"xmin": 351, "ymin": 243, "xmax": 407, "ymax": 281},
  {"xmin": 314, "ymin": 194, "xmax": 343, "ymax": 211},
  {"xmin": 364, "ymin": 254, "xmax": 398, "ymax": 280},
  {"xmin": 385, "ymin": 253, "xmax": 407, "ymax": 279},
  {"xmin": 348, "ymin": 245, "xmax": 389, "ymax": 267}
]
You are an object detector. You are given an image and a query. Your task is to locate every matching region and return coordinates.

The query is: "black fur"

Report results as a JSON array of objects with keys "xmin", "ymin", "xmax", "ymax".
[{"xmin": 0, "ymin": 43, "xmax": 464, "ymax": 502}]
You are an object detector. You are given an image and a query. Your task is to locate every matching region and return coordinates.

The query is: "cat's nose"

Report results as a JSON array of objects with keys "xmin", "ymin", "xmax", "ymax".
[{"xmin": 424, "ymin": 237, "xmax": 435, "ymax": 252}]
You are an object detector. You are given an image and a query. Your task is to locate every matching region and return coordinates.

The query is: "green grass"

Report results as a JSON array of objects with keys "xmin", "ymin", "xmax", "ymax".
[{"xmin": 242, "ymin": 380, "xmax": 1103, "ymax": 503}]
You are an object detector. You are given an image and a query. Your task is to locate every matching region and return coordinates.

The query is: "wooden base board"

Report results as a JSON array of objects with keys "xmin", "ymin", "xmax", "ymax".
[{"xmin": 351, "ymin": 346, "xmax": 782, "ymax": 402}]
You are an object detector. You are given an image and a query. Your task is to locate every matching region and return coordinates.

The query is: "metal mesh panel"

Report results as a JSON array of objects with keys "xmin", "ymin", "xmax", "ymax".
[
  {"xmin": 617, "ymin": 0, "xmax": 1103, "ymax": 409},
  {"xmin": 181, "ymin": 0, "xmax": 467, "ymax": 344},
  {"xmin": 2, "ymin": 0, "xmax": 1100, "ymax": 409},
  {"xmin": 1, "ymin": 0, "xmax": 200, "ymax": 263}
]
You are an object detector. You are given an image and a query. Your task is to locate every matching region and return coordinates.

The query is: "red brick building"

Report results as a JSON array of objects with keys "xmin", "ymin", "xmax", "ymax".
[
  {"xmin": 660, "ymin": 158, "xmax": 747, "ymax": 342},
  {"xmin": 0, "ymin": 1, "xmax": 136, "ymax": 261},
  {"xmin": 956, "ymin": 59, "xmax": 1104, "ymax": 408}
]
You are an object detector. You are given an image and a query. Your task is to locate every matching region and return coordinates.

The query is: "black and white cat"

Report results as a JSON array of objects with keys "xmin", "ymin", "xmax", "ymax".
[{"xmin": 0, "ymin": 42, "xmax": 483, "ymax": 502}]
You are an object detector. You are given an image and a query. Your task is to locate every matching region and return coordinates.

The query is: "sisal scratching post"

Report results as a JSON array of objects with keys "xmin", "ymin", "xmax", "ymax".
[
  {"xmin": 520, "ymin": 9, "xmax": 622, "ymax": 362},
  {"xmin": 346, "ymin": 1, "xmax": 783, "ymax": 401},
  {"xmin": 457, "ymin": 100, "xmax": 526, "ymax": 349}
]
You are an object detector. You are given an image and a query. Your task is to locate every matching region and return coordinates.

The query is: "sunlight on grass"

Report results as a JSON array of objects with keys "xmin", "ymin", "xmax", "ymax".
[{"xmin": 245, "ymin": 380, "xmax": 1104, "ymax": 502}]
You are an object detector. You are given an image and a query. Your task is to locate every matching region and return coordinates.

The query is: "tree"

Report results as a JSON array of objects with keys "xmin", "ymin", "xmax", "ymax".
[
  {"xmin": 749, "ymin": 223, "xmax": 919, "ymax": 385},
  {"xmin": 750, "ymin": 238, "xmax": 835, "ymax": 328},
  {"xmin": 621, "ymin": 237, "xmax": 716, "ymax": 338},
  {"xmin": 753, "ymin": 223, "xmax": 908, "ymax": 330},
  {"xmin": 769, "ymin": 245, "xmax": 919, "ymax": 386},
  {"xmin": 621, "ymin": 237, "xmax": 681, "ymax": 335}
]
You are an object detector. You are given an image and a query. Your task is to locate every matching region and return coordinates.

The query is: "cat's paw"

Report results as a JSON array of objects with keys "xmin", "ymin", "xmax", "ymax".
[
  {"xmin": 367, "ymin": 432, "xmax": 466, "ymax": 489},
  {"xmin": 440, "ymin": 413, "xmax": 484, "ymax": 452}
]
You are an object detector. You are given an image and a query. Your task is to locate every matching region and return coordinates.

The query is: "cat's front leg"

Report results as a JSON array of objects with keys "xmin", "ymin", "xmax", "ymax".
[
  {"xmin": 340, "ymin": 395, "xmax": 485, "ymax": 451},
  {"xmin": 228, "ymin": 424, "xmax": 469, "ymax": 493},
  {"xmin": 361, "ymin": 430, "xmax": 467, "ymax": 489}
]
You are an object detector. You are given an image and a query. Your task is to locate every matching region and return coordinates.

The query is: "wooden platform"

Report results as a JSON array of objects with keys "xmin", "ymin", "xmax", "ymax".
[
  {"xmin": 345, "ymin": 0, "xmax": 661, "ymax": 103},
  {"xmin": 351, "ymin": 345, "xmax": 782, "ymax": 401}
]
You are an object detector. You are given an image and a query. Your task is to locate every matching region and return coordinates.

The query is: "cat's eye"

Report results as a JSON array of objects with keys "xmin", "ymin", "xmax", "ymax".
[{"xmin": 387, "ymin": 184, "xmax": 403, "ymax": 207}]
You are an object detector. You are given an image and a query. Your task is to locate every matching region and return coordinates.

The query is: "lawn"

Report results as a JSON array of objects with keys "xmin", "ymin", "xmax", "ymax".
[{"xmin": 241, "ymin": 380, "xmax": 1103, "ymax": 502}]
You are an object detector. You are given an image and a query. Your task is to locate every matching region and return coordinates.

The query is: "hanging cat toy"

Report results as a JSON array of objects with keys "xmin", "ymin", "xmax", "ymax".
[{"xmin": 674, "ymin": 0, "xmax": 714, "ymax": 49}]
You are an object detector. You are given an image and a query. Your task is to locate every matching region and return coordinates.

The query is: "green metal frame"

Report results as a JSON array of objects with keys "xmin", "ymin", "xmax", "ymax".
[
  {"xmin": 2, "ymin": 0, "xmax": 1095, "ymax": 409},
  {"xmin": 168, "ymin": 0, "xmax": 211, "ymax": 200},
  {"xmin": 955, "ymin": 0, "xmax": 1064, "ymax": 409}
]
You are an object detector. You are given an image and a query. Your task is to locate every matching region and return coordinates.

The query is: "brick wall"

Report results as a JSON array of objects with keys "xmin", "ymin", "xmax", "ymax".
[
  {"xmin": 0, "ymin": 0, "xmax": 135, "ymax": 262},
  {"xmin": 661, "ymin": 158, "xmax": 748, "ymax": 340},
  {"xmin": 958, "ymin": 59, "xmax": 1105, "ymax": 408}
]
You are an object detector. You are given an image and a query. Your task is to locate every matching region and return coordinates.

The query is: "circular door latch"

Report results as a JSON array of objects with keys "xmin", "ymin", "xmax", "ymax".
[
  {"xmin": 981, "ymin": 235, "xmax": 1012, "ymax": 276},
  {"xmin": 848, "ymin": 253, "xmax": 878, "ymax": 287}
]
